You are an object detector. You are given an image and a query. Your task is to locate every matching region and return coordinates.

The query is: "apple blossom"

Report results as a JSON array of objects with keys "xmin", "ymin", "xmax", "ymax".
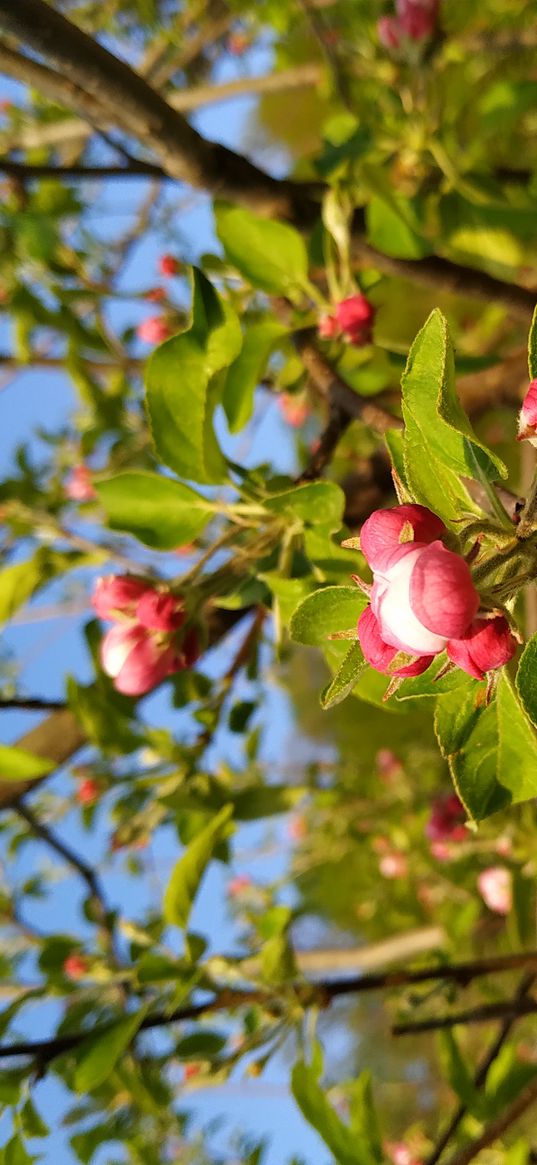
[
  {"xmin": 135, "ymin": 590, "xmax": 185, "ymax": 632},
  {"xmin": 378, "ymin": 14, "xmax": 402, "ymax": 49},
  {"xmin": 92, "ymin": 574, "xmax": 151, "ymax": 621},
  {"xmin": 100, "ymin": 622, "xmax": 182, "ymax": 695},
  {"xmin": 278, "ymin": 394, "xmax": 309, "ymax": 427},
  {"xmin": 446, "ymin": 615, "xmax": 517, "ymax": 681},
  {"xmin": 77, "ymin": 777, "xmax": 101, "ymax": 806},
  {"xmin": 517, "ymin": 379, "xmax": 537, "ymax": 446},
  {"xmin": 426, "ymin": 793, "xmax": 466, "ymax": 843},
  {"xmin": 379, "ymin": 851, "xmax": 408, "ymax": 878},
  {"xmin": 227, "ymin": 874, "xmax": 252, "ymax": 897},
  {"xmin": 477, "ymin": 866, "xmax": 512, "ymax": 915},
  {"xmin": 335, "ymin": 294, "xmax": 375, "ymax": 345},
  {"xmin": 63, "ymin": 953, "xmax": 89, "ymax": 980},
  {"xmin": 64, "ymin": 465, "xmax": 96, "ymax": 503},
  {"xmin": 137, "ymin": 316, "xmax": 172, "ymax": 344}
]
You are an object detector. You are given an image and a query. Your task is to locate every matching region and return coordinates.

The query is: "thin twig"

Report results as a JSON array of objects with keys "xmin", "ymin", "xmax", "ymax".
[
  {"xmin": 0, "ymin": 698, "xmax": 66, "ymax": 711},
  {"xmin": 297, "ymin": 398, "xmax": 352, "ymax": 482},
  {"xmin": 15, "ymin": 801, "xmax": 121, "ymax": 962},
  {"xmin": 393, "ymin": 993, "xmax": 537, "ymax": 1035},
  {"xmin": 0, "ymin": 159, "xmax": 166, "ymax": 180},
  {"xmin": 292, "ymin": 326, "xmax": 402, "ymax": 435}
]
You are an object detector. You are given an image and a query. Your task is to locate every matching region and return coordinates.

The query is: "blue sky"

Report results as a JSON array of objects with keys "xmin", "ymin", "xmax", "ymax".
[{"xmin": 0, "ymin": 43, "xmax": 339, "ymax": 1165}]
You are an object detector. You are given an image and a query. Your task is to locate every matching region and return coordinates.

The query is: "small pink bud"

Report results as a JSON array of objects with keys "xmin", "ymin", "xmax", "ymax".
[
  {"xmin": 278, "ymin": 394, "xmax": 309, "ymax": 427},
  {"xmin": 227, "ymin": 31, "xmax": 249, "ymax": 55},
  {"xmin": 360, "ymin": 504, "xmax": 445, "ymax": 573},
  {"xmin": 228, "ymin": 874, "xmax": 252, "ymax": 898},
  {"xmin": 379, "ymin": 851, "xmax": 408, "ymax": 879},
  {"xmin": 92, "ymin": 575, "xmax": 151, "ymax": 621},
  {"xmin": 135, "ymin": 590, "xmax": 185, "ymax": 632},
  {"xmin": 146, "ymin": 287, "xmax": 166, "ymax": 302},
  {"xmin": 478, "ymin": 866, "xmax": 512, "ymax": 915},
  {"xmin": 334, "ymin": 294, "xmax": 375, "ymax": 346},
  {"xmin": 183, "ymin": 1062, "xmax": 202, "ymax": 1081},
  {"xmin": 77, "ymin": 777, "xmax": 101, "ymax": 806},
  {"xmin": 318, "ymin": 313, "xmax": 339, "ymax": 340},
  {"xmin": 158, "ymin": 254, "xmax": 180, "ymax": 278},
  {"xmin": 63, "ymin": 953, "xmax": 89, "ymax": 980},
  {"xmin": 358, "ymin": 605, "xmax": 434, "ymax": 677},
  {"xmin": 378, "ymin": 15, "xmax": 403, "ymax": 49},
  {"xmin": 100, "ymin": 623, "xmax": 178, "ymax": 696},
  {"xmin": 426, "ymin": 793, "xmax": 466, "ymax": 842},
  {"xmin": 447, "ymin": 615, "xmax": 517, "ymax": 681},
  {"xmin": 517, "ymin": 380, "xmax": 537, "ymax": 446},
  {"xmin": 385, "ymin": 1143, "xmax": 421, "ymax": 1165},
  {"xmin": 137, "ymin": 316, "xmax": 172, "ymax": 345},
  {"xmin": 430, "ymin": 840, "xmax": 453, "ymax": 862},
  {"xmin": 64, "ymin": 465, "xmax": 96, "ymax": 503},
  {"xmin": 288, "ymin": 814, "xmax": 307, "ymax": 841},
  {"xmin": 495, "ymin": 836, "xmax": 512, "ymax": 858}
]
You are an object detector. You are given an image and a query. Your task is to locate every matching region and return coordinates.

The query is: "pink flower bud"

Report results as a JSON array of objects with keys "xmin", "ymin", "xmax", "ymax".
[
  {"xmin": 92, "ymin": 575, "xmax": 151, "ymax": 621},
  {"xmin": 358, "ymin": 605, "xmax": 434, "ymax": 676},
  {"xmin": 426, "ymin": 793, "xmax": 466, "ymax": 842},
  {"xmin": 318, "ymin": 313, "xmax": 339, "ymax": 340},
  {"xmin": 408, "ymin": 541, "xmax": 479, "ymax": 640},
  {"xmin": 385, "ymin": 1142, "xmax": 421, "ymax": 1165},
  {"xmin": 360, "ymin": 504, "xmax": 445, "ymax": 572},
  {"xmin": 517, "ymin": 379, "xmax": 537, "ymax": 446},
  {"xmin": 64, "ymin": 465, "xmax": 96, "ymax": 503},
  {"xmin": 158, "ymin": 254, "xmax": 180, "ymax": 278},
  {"xmin": 288, "ymin": 814, "xmax": 307, "ymax": 841},
  {"xmin": 77, "ymin": 777, "xmax": 101, "ymax": 806},
  {"xmin": 334, "ymin": 294, "xmax": 376, "ymax": 346},
  {"xmin": 477, "ymin": 866, "xmax": 512, "ymax": 915},
  {"xmin": 136, "ymin": 590, "xmax": 185, "ymax": 632},
  {"xmin": 137, "ymin": 316, "xmax": 172, "ymax": 345},
  {"xmin": 430, "ymin": 840, "xmax": 453, "ymax": 862},
  {"xmin": 278, "ymin": 394, "xmax": 309, "ymax": 427},
  {"xmin": 100, "ymin": 623, "xmax": 179, "ymax": 696},
  {"xmin": 63, "ymin": 953, "xmax": 89, "ymax": 980},
  {"xmin": 398, "ymin": 0, "xmax": 436, "ymax": 40},
  {"xmin": 378, "ymin": 15, "xmax": 403, "ymax": 49},
  {"xmin": 227, "ymin": 31, "xmax": 248, "ymax": 55},
  {"xmin": 146, "ymin": 287, "xmax": 166, "ymax": 302},
  {"xmin": 376, "ymin": 749, "xmax": 403, "ymax": 780},
  {"xmin": 446, "ymin": 615, "xmax": 517, "ymax": 681},
  {"xmin": 379, "ymin": 851, "xmax": 408, "ymax": 879}
]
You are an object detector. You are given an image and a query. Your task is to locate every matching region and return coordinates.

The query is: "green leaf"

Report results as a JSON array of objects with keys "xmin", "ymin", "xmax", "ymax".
[
  {"xmin": 0, "ymin": 549, "xmax": 92, "ymax": 627},
  {"xmin": 19, "ymin": 1098, "xmax": 49, "ymax": 1139},
  {"xmin": 222, "ymin": 319, "xmax": 287, "ymax": 432},
  {"xmin": 215, "ymin": 203, "xmax": 308, "ymax": 295},
  {"xmin": 528, "ymin": 304, "xmax": 537, "ymax": 381},
  {"xmin": 401, "ymin": 310, "xmax": 506, "ymax": 521},
  {"xmin": 232, "ymin": 783, "xmax": 305, "ymax": 820},
  {"xmin": 516, "ymin": 633, "xmax": 537, "ymax": 726},
  {"xmin": 74, "ymin": 1008, "xmax": 148, "ymax": 1093},
  {"xmin": 496, "ymin": 672, "xmax": 537, "ymax": 803},
  {"xmin": 260, "ymin": 931, "xmax": 297, "ymax": 984},
  {"xmin": 366, "ymin": 194, "xmax": 432, "ymax": 260},
  {"xmin": 438, "ymin": 1030, "xmax": 481, "ymax": 1111},
  {"xmin": 264, "ymin": 481, "xmax": 346, "ymax": 530},
  {"xmin": 434, "ymin": 681, "xmax": 510, "ymax": 822},
  {"xmin": 95, "ymin": 471, "xmax": 213, "ymax": 550},
  {"xmin": 396, "ymin": 655, "xmax": 470, "ymax": 700},
  {"xmin": 291, "ymin": 1047, "xmax": 377, "ymax": 1165},
  {"xmin": 0, "ymin": 744, "xmax": 54, "ymax": 782},
  {"xmin": 175, "ymin": 1031, "xmax": 226, "ymax": 1059},
  {"xmin": 163, "ymin": 805, "xmax": 234, "ymax": 929},
  {"xmin": 320, "ymin": 642, "xmax": 367, "ymax": 709},
  {"xmin": 289, "ymin": 586, "xmax": 366, "ymax": 646},
  {"xmin": 145, "ymin": 268, "xmax": 241, "ymax": 484},
  {"xmin": 67, "ymin": 677, "xmax": 141, "ymax": 755},
  {"xmin": 3, "ymin": 1134, "xmax": 36, "ymax": 1165}
]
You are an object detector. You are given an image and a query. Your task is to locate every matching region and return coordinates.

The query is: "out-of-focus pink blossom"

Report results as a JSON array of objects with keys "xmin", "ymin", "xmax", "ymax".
[
  {"xmin": 136, "ymin": 590, "xmax": 185, "ymax": 632},
  {"xmin": 227, "ymin": 874, "xmax": 252, "ymax": 898},
  {"xmin": 288, "ymin": 814, "xmax": 307, "ymax": 841},
  {"xmin": 496, "ymin": 836, "xmax": 512, "ymax": 858},
  {"xmin": 376, "ymin": 748, "xmax": 403, "ymax": 781},
  {"xmin": 137, "ymin": 316, "xmax": 172, "ymax": 345},
  {"xmin": 477, "ymin": 866, "xmax": 512, "ymax": 915},
  {"xmin": 429, "ymin": 840, "xmax": 454, "ymax": 863},
  {"xmin": 385, "ymin": 1142, "xmax": 421, "ymax": 1165},
  {"xmin": 158, "ymin": 254, "xmax": 180, "ymax": 278},
  {"xmin": 378, "ymin": 14, "xmax": 402, "ymax": 48},
  {"xmin": 426, "ymin": 793, "xmax": 466, "ymax": 843},
  {"xmin": 146, "ymin": 287, "xmax": 166, "ymax": 302},
  {"xmin": 64, "ymin": 465, "xmax": 96, "ymax": 503},
  {"xmin": 227, "ymin": 31, "xmax": 249, "ymax": 55},
  {"xmin": 77, "ymin": 777, "xmax": 101, "ymax": 806},
  {"xmin": 447, "ymin": 615, "xmax": 517, "ymax": 681},
  {"xmin": 100, "ymin": 623, "xmax": 182, "ymax": 696},
  {"xmin": 278, "ymin": 394, "xmax": 309, "ymax": 427},
  {"xmin": 63, "ymin": 953, "xmax": 89, "ymax": 980},
  {"xmin": 318, "ymin": 313, "xmax": 339, "ymax": 340},
  {"xmin": 379, "ymin": 851, "xmax": 408, "ymax": 879}
]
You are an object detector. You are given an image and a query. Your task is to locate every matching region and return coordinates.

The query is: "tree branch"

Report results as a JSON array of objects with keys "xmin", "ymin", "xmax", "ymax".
[
  {"xmin": 424, "ymin": 970, "xmax": 536, "ymax": 1165},
  {"xmin": 291, "ymin": 326, "xmax": 403, "ymax": 435},
  {"xmin": 0, "ymin": 158, "xmax": 167, "ymax": 180},
  {"xmin": 0, "ymin": 697, "xmax": 66, "ymax": 711},
  {"xmin": 443, "ymin": 1078, "xmax": 537, "ymax": 1165},
  {"xmin": 2, "ymin": 948, "xmax": 537, "ymax": 1068},
  {"xmin": 392, "ymin": 993, "xmax": 537, "ymax": 1035}
]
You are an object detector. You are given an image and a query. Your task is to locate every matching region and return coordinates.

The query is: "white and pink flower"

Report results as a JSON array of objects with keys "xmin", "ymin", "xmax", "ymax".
[
  {"xmin": 64, "ymin": 465, "xmax": 96, "ymax": 503},
  {"xmin": 318, "ymin": 294, "xmax": 375, "ymax": 347},
  {"xmin": 477, "ymin": 866, "xmax": 512, "ymax": 915},
  {"xmin": 517, "ymin": 379, "xmax": 537, "ymax": 446}
]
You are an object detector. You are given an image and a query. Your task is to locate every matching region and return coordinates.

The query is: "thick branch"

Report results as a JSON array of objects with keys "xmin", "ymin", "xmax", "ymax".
[
  {"xmin": 0, "ymin": 697, "xmax": 66, "ymax": 711},
  {"xmin": 292, "ymin": 326, "xmax": 402, "ymax": 435},
  {"xmin": 0, "ymin": 0, "xmax": 315, "ymax": 220},
  {"xmin": 0, "ymin": 159, "xmax": 166, "ymax": 180}
]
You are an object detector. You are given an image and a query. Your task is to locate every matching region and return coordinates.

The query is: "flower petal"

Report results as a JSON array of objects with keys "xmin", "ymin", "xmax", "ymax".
[{"xmin": 409, "ymin": 541, "xmax": 479, "ymax": 638}]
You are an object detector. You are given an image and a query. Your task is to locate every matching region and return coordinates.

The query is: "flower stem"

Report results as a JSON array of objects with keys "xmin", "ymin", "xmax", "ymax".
[{"xmin": 517, "ymin": 468, "xmax": 537, "ymax": 539}]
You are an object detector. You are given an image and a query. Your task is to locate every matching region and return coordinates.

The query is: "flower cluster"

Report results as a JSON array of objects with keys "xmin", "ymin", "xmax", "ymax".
[
  {"xmin": 378, "ymin": 0, "xmax": 438, "ymax": 50},
  {"xmin": 356, "ymin": 504, "xmax": 517, "ymax": 680},
  {"xmin": 318, "ymin": 294, "xmax": 375, "ymax": 347},
  {"xmin": 426, "ymin": 793, "xmax": 466, "ymax": 843},
  {"xmin": 93, "ymin": 575, "xmax": 198, "ymax": 696}
]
